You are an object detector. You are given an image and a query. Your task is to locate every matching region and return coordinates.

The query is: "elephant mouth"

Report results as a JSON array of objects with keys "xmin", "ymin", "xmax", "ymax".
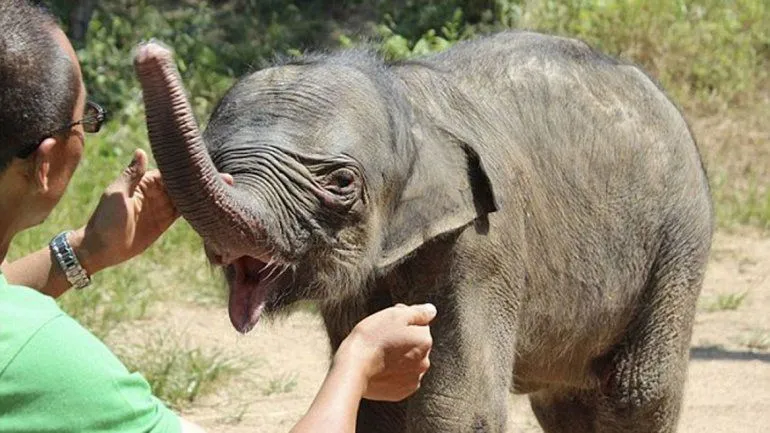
[{"xmin": 227, "ymin": 255, "xmax": 276, "ymax": 334}]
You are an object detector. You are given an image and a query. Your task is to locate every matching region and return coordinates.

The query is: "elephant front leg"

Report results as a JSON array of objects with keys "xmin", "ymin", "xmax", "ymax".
[{"xmin": 403, "ymin": 293, "xmax": 516, "ymax": 433}]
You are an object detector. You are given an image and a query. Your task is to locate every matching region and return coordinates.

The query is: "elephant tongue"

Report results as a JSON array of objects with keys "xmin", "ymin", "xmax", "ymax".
[{"xmin": 228, "ymin": 256, "xmax": 269, "ymax": 334}]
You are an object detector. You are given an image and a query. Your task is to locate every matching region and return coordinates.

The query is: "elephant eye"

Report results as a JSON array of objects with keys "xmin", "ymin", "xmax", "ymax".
[{"xmin": 325, "ymin": 168, "xmax": 357, "ymax": 194}]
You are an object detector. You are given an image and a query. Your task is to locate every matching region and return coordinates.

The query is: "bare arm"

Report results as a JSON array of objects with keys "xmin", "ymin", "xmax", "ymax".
[
  {"xmin": 175, "ymin": 304, "xmax": 435, "ymax": 433},
  {"xmin": 1, "ymin": 150, "xmax": 178, "ymax": 297},
  {"xmin": 289, "ymin": 350, "xmax": 369, "ymax": 433},
  {"xmin": 291, "ymin": 303, "xmax": 435, "ymax": 433},
  {"xmin": 1, "ymin": 229, "xmax": 98, "ymax": 298}
]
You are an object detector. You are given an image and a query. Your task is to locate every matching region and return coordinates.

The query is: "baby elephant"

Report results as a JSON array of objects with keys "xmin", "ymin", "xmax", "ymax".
[{"xmin": 135, "ymin": 30, "xmax": 713, "ymax": 432}]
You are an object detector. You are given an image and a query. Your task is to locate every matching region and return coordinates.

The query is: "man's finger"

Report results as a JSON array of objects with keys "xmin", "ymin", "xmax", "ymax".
[
  {"xmin": 402, "ymin": 303, "xmax": 437, "ymax": 326},
  {"xmin": 114, "ymin": 149, "xmax": 148, "ymax": 196},
  {"xmin": 405, "ymin": 326, "xmax": 433, "ymax": 356}
]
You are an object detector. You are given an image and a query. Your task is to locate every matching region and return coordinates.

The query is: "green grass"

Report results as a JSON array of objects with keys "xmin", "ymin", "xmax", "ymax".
[
  {"xmin": 516, "ymin": 0, "xmax": 770, "ymax": 112},
  {"xmin": 702, "ymin": 291, "xmax": 749, "ymax": 313},
  {"xmin": 262, "ymin": 372, "xmax": 299, "ymax": 397},
  {"xmin": 711, "ymin": 173, "xmax": 770, "ymax": 230},
  {"xmin": 115, "ymin": 330, "xmax": 247, "ymax": 411},
  {"xmin": 695, "ymin": 103, "xmax": 770, "ymax": 231}
]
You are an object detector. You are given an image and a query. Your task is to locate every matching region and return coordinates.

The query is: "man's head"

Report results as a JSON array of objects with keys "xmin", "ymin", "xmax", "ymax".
[{"xmin": 0, "ymin": 0, "xmax": 88, "ymax": 229}]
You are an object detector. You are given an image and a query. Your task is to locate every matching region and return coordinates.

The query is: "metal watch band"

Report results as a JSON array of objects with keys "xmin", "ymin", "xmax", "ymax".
[{"xmin": 50, "ymin": 231, "xmax": 91, "ymax": 290}]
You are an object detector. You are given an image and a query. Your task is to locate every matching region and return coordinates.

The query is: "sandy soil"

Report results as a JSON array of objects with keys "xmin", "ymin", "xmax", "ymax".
[{"xmin": 135, "ymin": 230, "xmax": 769, "ymax": 432}]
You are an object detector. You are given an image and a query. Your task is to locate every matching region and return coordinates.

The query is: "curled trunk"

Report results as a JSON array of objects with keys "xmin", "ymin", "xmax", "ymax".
[{"xmin": 133, "ymin": 42, "xmax": 260, "ymax": 257}]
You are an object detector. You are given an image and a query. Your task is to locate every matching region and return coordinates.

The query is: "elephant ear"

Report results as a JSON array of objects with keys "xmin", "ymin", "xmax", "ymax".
[{"xmin": 376, "ymin": 133, "xmax": 499, "ymax": 269}]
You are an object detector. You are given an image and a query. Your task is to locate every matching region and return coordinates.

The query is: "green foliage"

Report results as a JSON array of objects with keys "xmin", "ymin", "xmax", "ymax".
[
  {"xmin": 42, "ymin": 0, "xmax": 769, "ymax": 118},
  {"xmin": 373, "ymin": 8, "xmax": 468, "ymax": 60},
  {"xmin": 368, "ymin": 0, "xmax": 489, "ymax": 42},
  {"xmin": 75, "ymin": 1, "xmax": 234, "ymax": 121},
  {"xmin": 56, "ymin": 0, "xmax": 354, "ymax": 121},
  {"xmin": 365, "ymin": 0, "xmax": 770, "ymax": 111}
]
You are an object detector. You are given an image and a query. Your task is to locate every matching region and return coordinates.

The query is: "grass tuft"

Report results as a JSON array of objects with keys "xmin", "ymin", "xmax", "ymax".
[
  {"xmin": 703, "ymin": 291, "xmax": 749, "ymax": 313},
  {"xmin": 262, "ymin": 372, "xmax": 299, "ymax": 396},
  {"xmin": 116, "ymin": 330, "xmax": 246, "ymax": 411}
]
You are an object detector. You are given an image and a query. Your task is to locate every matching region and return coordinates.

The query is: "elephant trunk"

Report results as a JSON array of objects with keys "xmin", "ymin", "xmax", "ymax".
[{"xmin": 133, "ymin": 42, "xmax": 260, "ymax": 257}]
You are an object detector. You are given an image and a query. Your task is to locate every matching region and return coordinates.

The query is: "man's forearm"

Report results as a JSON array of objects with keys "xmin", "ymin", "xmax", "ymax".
[
  {"xmin": 1, "ymin": 229, "xmax": 100, "ymax": 298},
  {"xmin": 290, "ymin": 357, "xmax": 368, "ymax": 433}
]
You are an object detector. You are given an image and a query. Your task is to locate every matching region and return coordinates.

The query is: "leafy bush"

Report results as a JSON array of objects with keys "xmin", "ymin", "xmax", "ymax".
[
  {"xmin": 75, "ymin": 1, "xmax": 235, "ymax": 121},
  {"xmin": 52, "ymin": 0, "xmax": 355, "ymax": 121},
  {"xmin": 43, "ymin": 0, "xmax": 768, "ymax": 119}
]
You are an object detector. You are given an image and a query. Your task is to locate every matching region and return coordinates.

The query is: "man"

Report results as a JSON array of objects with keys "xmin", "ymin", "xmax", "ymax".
[{"xmin": 0, "ymin": 1, "xmax": 435, "ymax": 432}]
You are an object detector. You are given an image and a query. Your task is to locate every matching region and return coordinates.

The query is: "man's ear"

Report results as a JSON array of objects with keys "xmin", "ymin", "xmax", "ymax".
[{"xmin": 31, "ymin": 137, "xmax": 57, "ymax": 194}]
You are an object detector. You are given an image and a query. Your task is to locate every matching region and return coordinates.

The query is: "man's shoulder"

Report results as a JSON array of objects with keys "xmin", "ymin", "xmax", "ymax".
[
  {"xmin": 0, "ymin": 281, "xmax": 131, "ymax": 383},
  {"xmin": 0, "ymin": 280, "xmax": 64, "ymax": 373},
  {"xmin": 0, "ymin": 282, "xmax": 181, "ymax": 432},
  {"xmin": 0, "ymin": 278, "xmax": 63, "ymax": 318}
]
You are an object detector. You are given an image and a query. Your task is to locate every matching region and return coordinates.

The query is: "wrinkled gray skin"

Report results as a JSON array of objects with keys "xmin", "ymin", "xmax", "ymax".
[{"xmin": 134, "ymin": 31, "xmax": 713, "ymax": 433}]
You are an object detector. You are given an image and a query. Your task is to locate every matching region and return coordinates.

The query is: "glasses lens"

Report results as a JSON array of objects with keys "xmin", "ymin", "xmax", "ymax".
[{"xmin": 82, "ymin": 101, "xmax": 105, "ymax": 133}]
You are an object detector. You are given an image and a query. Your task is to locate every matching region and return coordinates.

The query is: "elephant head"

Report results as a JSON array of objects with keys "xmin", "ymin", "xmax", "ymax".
[{"xmin": 134, "ymin": 42, "xmax": 497, "ymax": 333}]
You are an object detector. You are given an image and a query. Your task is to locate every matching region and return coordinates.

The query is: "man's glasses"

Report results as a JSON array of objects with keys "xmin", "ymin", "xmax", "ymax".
[{"xmin": 16, "ymin": 100, "xmax": 107, "ymax": 159}]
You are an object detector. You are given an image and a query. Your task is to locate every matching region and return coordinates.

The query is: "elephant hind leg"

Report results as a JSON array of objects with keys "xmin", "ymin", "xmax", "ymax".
[
  {"xmin": 594, "ymin": 297, "xmax": 693, "ymax": 432},
  {"xmin": 593, "ymin": 323, "xmax": 691, "ymax": 433},
  {"xmin": 593, "ymin": 236, "xmax": 709, "ymax": 432},
  {"xmin": 530, "ymin": 330, "xmax": 690, "ymax": 433},
  {"xmin": 533, "ymin": 232, "xmax": 708, "ymax": 433},
  {"xmin": 529, "ymin": 387, "xmax": 598, "ymax": 433}
]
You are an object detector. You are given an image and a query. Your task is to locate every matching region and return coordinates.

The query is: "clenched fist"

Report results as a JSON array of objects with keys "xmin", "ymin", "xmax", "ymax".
[{"xmin": 335, "ymin": 303, "xmax": 436, "ymax": 402}]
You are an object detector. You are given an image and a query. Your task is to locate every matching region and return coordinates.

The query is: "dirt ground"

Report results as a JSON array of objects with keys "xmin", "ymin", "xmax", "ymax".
[{"xmin": 138, "ymin": 230, "xmax": 769, "ymax": 432}]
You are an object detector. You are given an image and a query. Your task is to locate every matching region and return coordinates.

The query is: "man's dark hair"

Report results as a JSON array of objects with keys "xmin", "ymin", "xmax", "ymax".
[{"xmin": 0, "ymin": 0, "xmax": 79, "ymax": 170}]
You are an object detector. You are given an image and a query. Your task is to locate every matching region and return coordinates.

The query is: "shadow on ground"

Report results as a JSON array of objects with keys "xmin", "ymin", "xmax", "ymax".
[{"xmin": 690, "ymin": 346, "xmax": 770, "ymax": 363}]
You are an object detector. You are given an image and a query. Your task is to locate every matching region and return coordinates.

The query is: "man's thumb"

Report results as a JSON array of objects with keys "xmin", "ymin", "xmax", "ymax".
[
  {"xmin": 405, "ymin": 303, "xmax": 437, "ymax": 326},
  {"xmin": 116, "ymin": 149, "xmax": 148, "ymax": 195}
]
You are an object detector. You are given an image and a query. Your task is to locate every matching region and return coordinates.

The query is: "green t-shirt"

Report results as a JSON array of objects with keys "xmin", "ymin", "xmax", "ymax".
[{"xmin": 0, "ymin": 274, "xmax": 180, "ymax": 432}]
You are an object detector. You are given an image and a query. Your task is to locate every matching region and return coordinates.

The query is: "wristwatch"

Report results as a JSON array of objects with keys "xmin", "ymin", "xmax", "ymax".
[{"xmin": 50, "ymin": 231, "xmax": 91, "ymax": 290}]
